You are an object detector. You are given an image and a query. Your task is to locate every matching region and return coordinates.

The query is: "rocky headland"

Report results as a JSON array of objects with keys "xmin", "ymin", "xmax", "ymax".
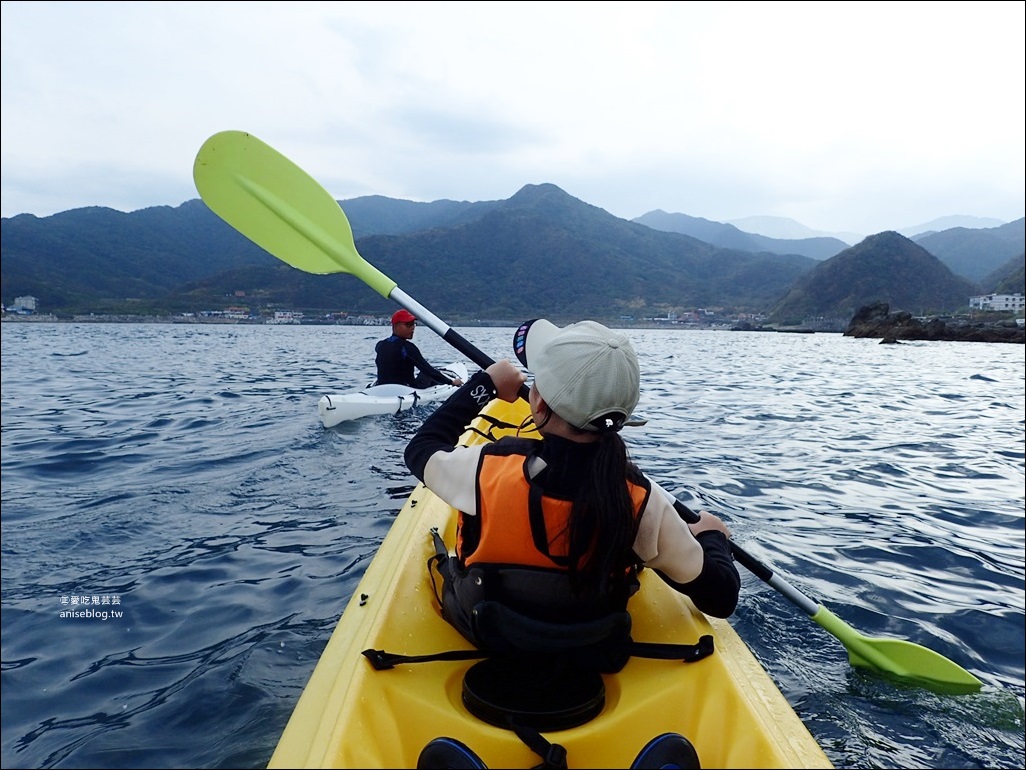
[{"xmin": 845, "ymin": 301, "xmax": 1024, "ymax": 344}]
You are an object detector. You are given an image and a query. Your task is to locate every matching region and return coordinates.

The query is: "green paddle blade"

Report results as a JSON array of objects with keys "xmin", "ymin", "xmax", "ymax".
[
  {"xmin": 813, "ymin": 606, "xmax": 983, "ymax": 694},
  {"xmin": 192, "ymin": 130, "xmax": 397, "ymax": 298}
]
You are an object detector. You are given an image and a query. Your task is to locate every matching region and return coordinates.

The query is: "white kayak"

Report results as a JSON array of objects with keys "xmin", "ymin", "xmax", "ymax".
[{"xmin": 317, "ymin": 363, "xmax": 469, "ymax": 428}]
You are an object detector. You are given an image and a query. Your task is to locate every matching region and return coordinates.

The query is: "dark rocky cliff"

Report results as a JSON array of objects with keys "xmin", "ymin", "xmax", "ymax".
[{"xmin": 845, "ymin": 301, "xmax": 1024, "ymax": 344}]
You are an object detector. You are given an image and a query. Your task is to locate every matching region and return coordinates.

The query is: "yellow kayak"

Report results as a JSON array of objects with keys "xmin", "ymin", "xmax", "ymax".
[{"xmin": 268, "ymin": 398, "xmax": 832, "ymax": 769}]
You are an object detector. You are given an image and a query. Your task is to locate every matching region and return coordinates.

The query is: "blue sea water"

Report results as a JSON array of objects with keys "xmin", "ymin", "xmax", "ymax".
[{"xmin": 1, "ymin": 321, "xmax": 1023, "ymax": 770}]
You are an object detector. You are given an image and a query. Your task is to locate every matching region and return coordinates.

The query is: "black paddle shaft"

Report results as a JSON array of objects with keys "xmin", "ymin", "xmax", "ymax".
[
  {"xmin": 439, "ymin": 327, "xmax": 531, "ymax": 400},
  {"xmin": 672, "ymin": 500, "xmax": 774, "ymax": 583}
]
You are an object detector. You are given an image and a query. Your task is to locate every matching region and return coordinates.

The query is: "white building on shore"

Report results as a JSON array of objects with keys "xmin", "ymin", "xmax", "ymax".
[
  {"xmin": 11, "ymin": 295, "xmax": 39, "ymax": 313},
  {"xmin": 968, "ymin": 293, "xmax": 1025, "ymax": 313}
]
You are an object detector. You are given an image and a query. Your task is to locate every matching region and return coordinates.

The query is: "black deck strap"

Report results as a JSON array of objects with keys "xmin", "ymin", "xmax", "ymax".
[
  {"xmin": 426, "ymin": 552, "xmax": 446, "ymax": 608},
  {"xmin": 426, "ymin": 528, "xmax": 451, "ymax": 608},
  {"xmin": 429, "ymin": 526, "xmax": 448, "ymax": 557},
  {"xmin": 465, "ymin": 412, "xmax": 522, "ymax": 443},
  {"xmin": 465, "ymin": 426, "xmax": 498, "ymax": 442},
  {"xmin": 627, "ymin": 634, "xmax": 715, "ymax": 662},
  {"xmin": 363, "ymin": 633, "xmax": 714, "ymax": 671},
  {"xmin": 361, "ymin": 648, "xmax": 487, "ymax": 671},
  {"xmin": 508, "ymin": 718, "xmax": 569, "ymax": 770}
]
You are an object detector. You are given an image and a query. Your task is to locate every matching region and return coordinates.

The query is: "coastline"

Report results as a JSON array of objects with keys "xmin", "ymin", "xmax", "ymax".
[
  {"xmin": 0, "ymin": 313, "xmax": 827, "ymax": 332},
  {"xmin": 4, "ymin": 312, "xmax": 1022, "ymax": 342}
]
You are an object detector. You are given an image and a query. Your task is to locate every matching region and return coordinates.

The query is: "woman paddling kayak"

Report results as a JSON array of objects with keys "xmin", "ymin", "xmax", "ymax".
[{"xmin": 403, "ymin": 319, "xmax": 742, "ymax": 766}]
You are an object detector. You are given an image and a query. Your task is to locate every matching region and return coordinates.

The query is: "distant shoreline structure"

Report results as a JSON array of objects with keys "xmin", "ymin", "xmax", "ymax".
[
  {"xmin": 0, "ymin": 312, "xmax": 819, "ymax": 330},
  {"xmin": 4, "ymin": 311, "xmax": 1023, "ymax": 343}
]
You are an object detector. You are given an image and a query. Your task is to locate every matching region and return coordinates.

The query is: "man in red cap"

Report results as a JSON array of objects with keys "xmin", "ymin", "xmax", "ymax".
[{"xmin": 375, "ymin": 309, "xmax": 464, "ymax": 388}]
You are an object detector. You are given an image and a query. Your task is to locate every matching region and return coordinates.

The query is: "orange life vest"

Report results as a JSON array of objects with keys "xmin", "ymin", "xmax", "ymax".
[
  {"xmin": 371, "ymin": 441, "xmax": 714, "ymax": 675},
  {"xmin": 457, "ymin": 449, "xmax": 650, "ymax": 572}
]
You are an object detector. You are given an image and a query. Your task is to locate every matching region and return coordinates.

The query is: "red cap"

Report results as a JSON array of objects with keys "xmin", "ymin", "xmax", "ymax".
[{"xmin": 391, "ymin": 309, "xmax": 417, "ymax": 324}]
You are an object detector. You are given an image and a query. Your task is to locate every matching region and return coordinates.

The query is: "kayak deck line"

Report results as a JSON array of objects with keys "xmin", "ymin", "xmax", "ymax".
[{"xmin": 269, "ymin": 398, "xmax": 833, "ymax": 769}]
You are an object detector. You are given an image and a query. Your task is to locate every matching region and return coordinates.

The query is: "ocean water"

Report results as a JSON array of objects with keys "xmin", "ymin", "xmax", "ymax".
[{"xmin": 1, "ymin": 322, "xmax": 1023, "ymax": 770}]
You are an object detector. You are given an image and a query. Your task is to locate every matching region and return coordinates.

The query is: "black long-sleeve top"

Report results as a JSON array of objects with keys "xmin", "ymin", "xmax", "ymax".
[{"xmin": 375, "ymin": 335, "xmax": 451, "ymax": 387}]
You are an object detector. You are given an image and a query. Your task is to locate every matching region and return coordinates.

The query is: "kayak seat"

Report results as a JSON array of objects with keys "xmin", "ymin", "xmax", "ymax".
[
  {"xmin": 629, "ymin": 732, "xmax": 701, "ymax": 769},
  {"xmin": 461, "ymin": 655, "xmax": 604, "ymax": 732},
  {"xmin": 416, "ymin": 736, "xmax": 488, "ymax": 769},
  {"xmin": 470, "ymin": 597, "xmax": 632, "ymax": 669}
]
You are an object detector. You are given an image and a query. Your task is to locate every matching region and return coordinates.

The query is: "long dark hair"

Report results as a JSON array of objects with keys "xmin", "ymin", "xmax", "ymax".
[{"xmin": 564, "ymin": 429, "xmax": 643, "ymax": 597}]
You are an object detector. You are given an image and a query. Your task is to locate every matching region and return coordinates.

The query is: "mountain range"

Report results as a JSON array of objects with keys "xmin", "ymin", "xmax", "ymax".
[
  {"xmin": 723, "ymin": 214, "xmax": 1007, "ymax": 245},
  {"xmin": 1, "ymin": 184, "xmax": 1023, "ymax": 326}
]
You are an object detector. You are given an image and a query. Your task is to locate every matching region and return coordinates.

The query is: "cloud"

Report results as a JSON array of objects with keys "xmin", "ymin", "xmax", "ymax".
[{"xmin": 2, "ymin": 1, "xmax": 1023, "ymax": 237}]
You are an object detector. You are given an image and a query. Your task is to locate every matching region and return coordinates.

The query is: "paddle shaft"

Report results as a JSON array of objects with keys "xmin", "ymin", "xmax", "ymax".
[
  {"xmin": 391, "ymin": 287, "xmax": 531, "ymax": 401},
  {"xmin": 672, "ymin": 499, "xmax": 818, "ymax": 615}
]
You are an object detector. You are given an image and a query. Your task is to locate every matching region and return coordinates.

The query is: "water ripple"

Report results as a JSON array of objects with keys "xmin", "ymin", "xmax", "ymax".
[{"xmin": 2, "ymin": 323, "xmax": 1023, "ymax": 769}]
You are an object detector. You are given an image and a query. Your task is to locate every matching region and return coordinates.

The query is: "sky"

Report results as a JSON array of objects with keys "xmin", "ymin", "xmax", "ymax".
[{"xmin": 2, "ymin": 1, "xmax": 1023, "ymax": 239}]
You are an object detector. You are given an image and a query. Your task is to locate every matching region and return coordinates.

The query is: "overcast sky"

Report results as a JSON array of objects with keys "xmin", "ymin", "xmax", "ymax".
[{"xmin": 2, "ymin": 1, "xmax": 1023, "ymax": 238}]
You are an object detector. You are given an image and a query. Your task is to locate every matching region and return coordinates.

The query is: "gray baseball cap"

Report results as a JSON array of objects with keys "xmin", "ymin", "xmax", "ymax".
[{"xmin": 513, "ymin": 319, "xmax": 640, "ymax": 432}]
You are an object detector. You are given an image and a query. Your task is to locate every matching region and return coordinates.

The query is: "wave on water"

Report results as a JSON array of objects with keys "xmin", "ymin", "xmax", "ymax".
[{"xmin": 2, "ymin": 323, "xmax": 1023, "ymax": 769}]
